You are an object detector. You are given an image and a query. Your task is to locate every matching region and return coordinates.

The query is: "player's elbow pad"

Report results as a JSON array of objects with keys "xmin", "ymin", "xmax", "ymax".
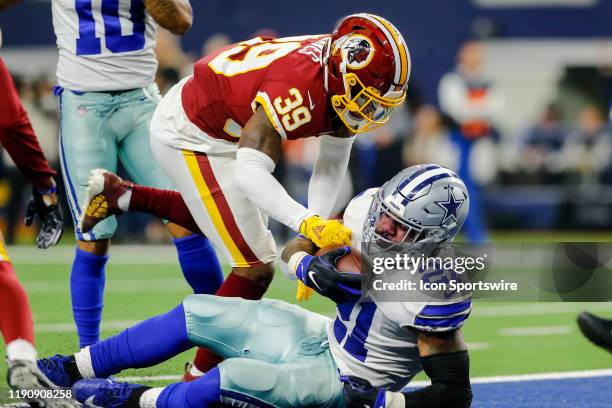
[{"xmin": 401, "ymin": 350, "xmax": 472, "ymax": 408}]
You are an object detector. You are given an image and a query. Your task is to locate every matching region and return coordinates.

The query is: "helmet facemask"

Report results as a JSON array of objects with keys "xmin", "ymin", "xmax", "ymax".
[
  {"xmin": 326, "ymin": 26, "xmax": 408, "ymax": 134},
  {"xmin": 363, "ymin": 188, "xmax": 458, "ymax": 257},
  {"xmin": 331, "ymin": 72, "xmax": 405, "ymax": 134}
]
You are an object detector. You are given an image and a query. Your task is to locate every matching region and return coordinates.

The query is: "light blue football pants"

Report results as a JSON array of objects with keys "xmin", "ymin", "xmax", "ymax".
[
  {"xmin": 183, "ymin": 295, "xmax": 345, "ymax": 407},
  {"xmin": 58, "ymin": 84, "xmax": 175, "ymax": 241}
]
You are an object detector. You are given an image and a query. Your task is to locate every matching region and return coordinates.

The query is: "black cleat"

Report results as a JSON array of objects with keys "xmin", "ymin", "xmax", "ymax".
[{"xmin": 577, "ymin": 311, "xmax": 612, "ymax": 353}]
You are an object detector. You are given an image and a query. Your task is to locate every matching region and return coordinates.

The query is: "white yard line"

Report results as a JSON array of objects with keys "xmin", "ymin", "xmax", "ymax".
[
  {"xmin": 7, "ymin": 245, "xmax": 180, "ymax": 265},
  {"xmin": 24, "ymin": 278, "xmax": 190, "ymax": 294},
  {"xmin": 498, "ymin": 325, "xmax": 573, "ymax": 336},
  {"xmin": 35, "ymin": 320, "xmax": 141, "ymax": 333},
  {"xmin": 119, "ymin": 374, "xmax": 182, "ymax": 382},
  {"xmin": 117, "ymin": 368, "xmax": 612, "ymax": 387},
  {"xmin": 10, "ymin": 243, "xmax": 612, "ymax": 319},
  {"xmin": 466, "ymin": 342, "xmax": 490, "ymax": 350}
]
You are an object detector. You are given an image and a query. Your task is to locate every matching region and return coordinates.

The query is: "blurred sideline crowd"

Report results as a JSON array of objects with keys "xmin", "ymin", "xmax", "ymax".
[{"xmin": 2, "ymin": 30, "xmax": 612, "ymax": 245}]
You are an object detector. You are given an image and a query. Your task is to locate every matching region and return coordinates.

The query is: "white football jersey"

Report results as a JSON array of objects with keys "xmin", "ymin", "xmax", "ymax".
[
  {"xmin": 52, "ymin": 0, "xmax": 158, "ymax": 91},
  {"xmin": 328, "ymin": 189, "xmax": 472, "ymax": 391}
]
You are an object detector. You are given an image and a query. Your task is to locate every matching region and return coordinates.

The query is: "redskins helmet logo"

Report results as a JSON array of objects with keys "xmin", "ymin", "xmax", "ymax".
[{"xmin": 338, "ymin": 34, "xmax": 375, "ymax": 70}]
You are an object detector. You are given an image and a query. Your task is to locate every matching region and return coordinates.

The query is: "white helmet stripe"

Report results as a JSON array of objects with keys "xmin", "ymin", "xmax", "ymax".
[{"xmin": 398, "ymin": 168, "xmax": 456, "ymax": 198}]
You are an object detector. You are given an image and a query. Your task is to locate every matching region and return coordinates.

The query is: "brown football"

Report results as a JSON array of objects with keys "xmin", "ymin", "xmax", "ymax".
[{"xmin": 315, "ymin": 246, "xmax": 362, "ymax": 273}]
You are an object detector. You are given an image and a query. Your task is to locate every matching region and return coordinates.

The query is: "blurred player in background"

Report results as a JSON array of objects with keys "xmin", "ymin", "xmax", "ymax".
[
  {"xmin": 2, "ymin": 0, "xmax": 225, "ymax": 350},
  {"xmin": 0, "ymin": 26, "xmax": 64, "ymax": 403},
  {"xmin": 77, "ymin": 13, "xmax": 411, "ymax": 378},
  {"xmin": 37, "ymin": 165, "xmax": 473, "ymax": 408},
  {"xmin": 438, "ymin": 41, "xmax": 503, "ymax": 242}
]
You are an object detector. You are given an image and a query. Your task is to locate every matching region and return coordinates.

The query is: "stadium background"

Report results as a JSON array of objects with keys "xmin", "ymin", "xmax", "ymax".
[{"xmin": 1, "ymin": 0, "xmax": 612, "ymax": 406}]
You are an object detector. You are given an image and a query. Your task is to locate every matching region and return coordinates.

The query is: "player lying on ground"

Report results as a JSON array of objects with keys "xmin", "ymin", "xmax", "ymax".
[
  {"xmin": 38, "ymin": 165, "xmax": 473, "ymax": 408},
  {"xmin": 0, "ymin": 51, "xmax": 65, "ymax": 405},
  {"xmin": 78, "ymin": 12, "xmax": 412, "ymax": 377}
]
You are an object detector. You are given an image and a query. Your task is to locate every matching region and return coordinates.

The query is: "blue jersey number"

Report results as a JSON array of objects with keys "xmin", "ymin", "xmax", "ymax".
[
  {"xmin": 76, "ymin": 0, "xmax": 146, "ymax": 56},
  {"xmin": 334, "ymin": 301, "xmax": 377, "ymax": 362}
]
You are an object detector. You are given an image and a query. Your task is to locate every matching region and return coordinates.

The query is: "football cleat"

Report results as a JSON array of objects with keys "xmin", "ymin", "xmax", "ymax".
[
  {"xmin": 577, "ymin": 311, "xmax": 612, "ymax": 353},
  {"xmin": 78, "ymin": 169, "xmax": 133, "ymax": 233},
  {"xmin": 73, "ymin": 378, "xmax": 149, "ymax": 408},
  {"xmin": 36, "ymin": 355, "xmax": 80, "ymax": 388},
  {"xmin": 7, "ymin": 358, "xmax": 80, "ymax": 407}
]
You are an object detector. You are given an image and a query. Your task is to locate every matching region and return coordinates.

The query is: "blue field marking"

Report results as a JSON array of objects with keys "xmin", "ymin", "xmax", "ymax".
[{"xmin": 471, "ymin": 376, "xmax": 612, "ymax": 407}]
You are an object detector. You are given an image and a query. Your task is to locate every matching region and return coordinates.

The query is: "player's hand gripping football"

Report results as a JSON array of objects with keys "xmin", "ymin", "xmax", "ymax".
[
  {"xmin": 341, "ymin": 375, "xmax": 385, "ymax": 408},
  {"xmin": 295, "ymin": 247, "xmax": 362, "ymax": 304},
  {"xmin": 25, "ymin": 184, "xmax": 64, "ymax": 249},
  {"xmin": 299, "ymin": 215, "xmax": 352, "ymax": 248}
]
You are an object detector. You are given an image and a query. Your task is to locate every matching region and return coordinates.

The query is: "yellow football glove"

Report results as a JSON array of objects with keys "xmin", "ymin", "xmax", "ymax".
[
  {"xmin": 299, "ymin": 215, "xmax": 352, "ymax": 248},
  {"xmin": 296, "ymin": 281, "xmax": 314, "ymax": 301}
]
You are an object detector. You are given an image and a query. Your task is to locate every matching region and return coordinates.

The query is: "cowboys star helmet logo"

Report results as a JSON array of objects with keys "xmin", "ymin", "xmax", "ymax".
[
  {"xmin": 340, "ymin": 34, "xmax": 375, "ymax": 70},
  {"xmin": 435, "ymin": 186, "xmax": 465, "ymax": 225}
]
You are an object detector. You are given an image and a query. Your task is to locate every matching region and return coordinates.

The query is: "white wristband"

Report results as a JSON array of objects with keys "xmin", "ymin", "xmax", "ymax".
[
  {"xmin": 288, "ymin": 251, "xmax": 310, "ymax": 276},
  {"xmin": 385, "ymin": 391, "xmax": 406, "ymax": 408}
]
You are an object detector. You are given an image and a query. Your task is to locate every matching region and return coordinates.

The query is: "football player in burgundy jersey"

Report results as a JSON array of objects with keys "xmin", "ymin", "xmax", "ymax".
[
  {"xmin": 0, "ymin": 51, "xmax": 66, "ymax": 403},
  {"xmin": 2, "ymin": 0, "xmax": 226, "ymax": 354},
  {"xmin": 78, "ymin": 13, "xmax": 411, "ymax": 377}
]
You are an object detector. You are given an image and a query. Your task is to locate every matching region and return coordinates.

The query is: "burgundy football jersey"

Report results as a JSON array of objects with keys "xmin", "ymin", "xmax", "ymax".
[
  {"xmin": 0, "ymin": 57, "xmax": 55, "ymax": 190},
  {"xmin": 181, "ymin": 35, "xmax": 333, "ymax": 142}
]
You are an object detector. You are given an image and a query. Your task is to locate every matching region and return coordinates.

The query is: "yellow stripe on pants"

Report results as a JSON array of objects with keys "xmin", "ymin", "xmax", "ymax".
[{"xmin": 182, "ymin": 150, "xmax": 249, "ymax": 267}]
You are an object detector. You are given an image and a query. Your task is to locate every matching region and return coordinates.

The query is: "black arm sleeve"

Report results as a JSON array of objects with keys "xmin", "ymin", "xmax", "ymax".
[{"xmin": 402, "ymin": 350, "xmax": 472, "ymax": 407}]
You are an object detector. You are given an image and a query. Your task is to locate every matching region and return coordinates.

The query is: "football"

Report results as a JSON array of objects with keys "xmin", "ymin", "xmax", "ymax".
[{"xmin": 315, "ymin": 246, "xmax": 362, "ymax": 273}]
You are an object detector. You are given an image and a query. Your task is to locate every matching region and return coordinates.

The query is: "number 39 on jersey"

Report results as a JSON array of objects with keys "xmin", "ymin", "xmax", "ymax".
[
  {"xmin": 206, "ymin": 36, "xmax": 325, "ymax": 137},
  {"xmin": 182, "ymin": 34, "xmax": 333, "ymax": 142}
]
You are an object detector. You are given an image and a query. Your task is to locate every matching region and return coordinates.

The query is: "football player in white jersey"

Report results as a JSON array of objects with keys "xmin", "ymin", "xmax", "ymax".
[
  {"xmin": 4, "ymin": 0, "xmax": 225, "ymax": 349},
  {"xmin": 36, "ymin": 164, "xmax": 473, "ymax": 408}
]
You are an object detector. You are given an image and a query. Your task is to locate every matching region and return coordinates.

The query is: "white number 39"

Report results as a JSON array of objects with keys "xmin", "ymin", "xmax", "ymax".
[{"xmin": 273, "ymin": 88, "xmax": 312, "ymax": 132}]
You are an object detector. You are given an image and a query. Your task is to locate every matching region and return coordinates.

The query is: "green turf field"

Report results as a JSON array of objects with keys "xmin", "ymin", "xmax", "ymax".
[{"xmin": 1, "ymin": 242, "xmax": 612, "ymax": 403}]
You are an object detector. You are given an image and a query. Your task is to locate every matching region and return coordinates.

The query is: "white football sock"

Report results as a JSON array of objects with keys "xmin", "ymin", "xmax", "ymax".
[
  {"xmin": 189, "ymin": 363, "xmax": 205, "ymax": 377},
  {"xmin": 140, "ymin": 387, "xmax": 164, "ymax": 408},
  {"xmin": 117, "ymin": 190, "xmax": 132, "ymax": 211},
  {"xmin": 385, "ymin": 391, "xmax": 406, "ymax": 408},
  {"xmin": 6, "ymin": 339, "xmax": 37, "ymax": 362},
  {"xmin": 74, "ymin": 346, "xmax": 96, "ymax": 378}
]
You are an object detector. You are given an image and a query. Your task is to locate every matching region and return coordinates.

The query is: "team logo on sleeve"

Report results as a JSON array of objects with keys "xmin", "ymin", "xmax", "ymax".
[{"xmin": 337, "ymin": 34, "xmax": 375, "ymax": 70}]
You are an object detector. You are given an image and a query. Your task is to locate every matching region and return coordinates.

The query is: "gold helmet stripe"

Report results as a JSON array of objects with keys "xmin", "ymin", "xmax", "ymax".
[{"xmin": 363, "ymin": 14, "xmax": 410, "ymax": 93}]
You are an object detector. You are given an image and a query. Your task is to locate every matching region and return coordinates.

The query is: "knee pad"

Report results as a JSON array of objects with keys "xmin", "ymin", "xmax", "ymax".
[
  {"xmin": 219, "ymin": 358, "xmax": 283, "ymax": 406},
  {"xmin": 218, "ymin": 355, "xmax": 343, "ymax": 408},
  {"xmin": 76, "ymin": 216, "xmax": 117, "ymax": 241},
  {"xmin": 221, "ymin": 358, "xmax": 280, "ymax": 393}
]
